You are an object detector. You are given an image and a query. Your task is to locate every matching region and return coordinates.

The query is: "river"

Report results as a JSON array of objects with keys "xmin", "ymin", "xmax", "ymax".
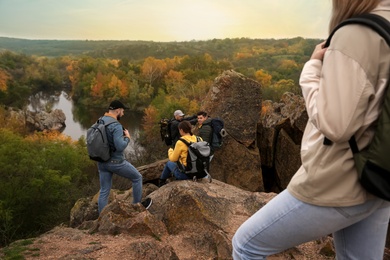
[{"xmin": 28, "ymin": 91, "xmax": 144, "ymax": 153}]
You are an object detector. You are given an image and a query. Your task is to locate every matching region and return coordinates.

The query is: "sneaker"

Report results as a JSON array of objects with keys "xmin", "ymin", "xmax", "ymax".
[{"xmin": 141, "ymin": 198, "xmax": 152, "ymax": 209}]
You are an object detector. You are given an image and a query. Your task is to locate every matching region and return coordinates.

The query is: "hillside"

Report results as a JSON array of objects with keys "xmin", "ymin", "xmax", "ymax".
[{"xmin": 0, "ymin": 36, "xmax": 322, "ymax": 61}]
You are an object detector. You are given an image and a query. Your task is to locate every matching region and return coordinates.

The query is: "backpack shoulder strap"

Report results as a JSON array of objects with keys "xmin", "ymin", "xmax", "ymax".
[
  {"xmin": 325, "ymin": 13, "xmax": 390, "ymax": 48},
  {"xmin": 179, "ymin": 137, "xmax": 191, "ymax": 146},
  {"xmin": 98, "ymin": 116, "xmax": 117, "ymax": 127}
]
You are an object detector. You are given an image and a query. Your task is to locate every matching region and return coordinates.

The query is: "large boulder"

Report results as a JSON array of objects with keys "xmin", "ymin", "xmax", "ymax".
[{"xmin": 201, "ymin": 70, "xmax": 263, "ymax": 192}]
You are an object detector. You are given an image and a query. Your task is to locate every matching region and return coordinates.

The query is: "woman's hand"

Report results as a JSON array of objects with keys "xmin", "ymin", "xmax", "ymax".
[{"xmin": 311, "ymin": 41, "xmax": 327, "ymax": 61}]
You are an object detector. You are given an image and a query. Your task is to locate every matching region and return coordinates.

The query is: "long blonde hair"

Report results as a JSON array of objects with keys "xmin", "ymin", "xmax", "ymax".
[{"xmin": 329, "ymin": 0, "xmax": 380, "ymax": 33}]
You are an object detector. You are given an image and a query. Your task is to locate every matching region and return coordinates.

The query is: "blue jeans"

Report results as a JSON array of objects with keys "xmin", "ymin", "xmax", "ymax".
[
  {"xmin": 97, "ymin": 160, "xmax": 142, "ymax": 214},
  {"xmin": 232, "ymin": 190, "xmax": 390, "ymax": 260},
  {"xmin": 161, "ymin": 161, "xmax": 190, "ymax": 180}
]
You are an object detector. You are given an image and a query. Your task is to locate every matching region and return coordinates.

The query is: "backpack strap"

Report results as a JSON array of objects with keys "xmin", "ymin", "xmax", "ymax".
[
  {"xmin": 325, "ymin": 13, "xmax": 390, "ymax": 48},
  {"xmin": 179, "ymin": 136, "xmax": 201, "ymax": 146},
  {"xmin": 323, "ymin": 13, "xmax": 390, "ymax": 147},
  {"xmin": 100, "ymin": 116, "xmax": 118, "ymax": 126},
  {"xmin": 179, "ymin": 137, "xmax": 191, "ymax": 146},
  {"xmin": 99, "ymin": 116, "xmax": 119, "ymax": 152}
]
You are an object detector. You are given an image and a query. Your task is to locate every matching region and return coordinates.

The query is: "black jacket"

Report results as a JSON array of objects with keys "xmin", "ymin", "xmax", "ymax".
[{"xmin": 170, "ymin": 115, "xmax": 197, "ymax": 146}]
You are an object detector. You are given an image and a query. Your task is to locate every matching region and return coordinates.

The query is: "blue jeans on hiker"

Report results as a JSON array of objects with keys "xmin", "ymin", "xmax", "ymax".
[
  {"xmin": 97, "ymin": 160, "xmax": 143, "ymax": 214},
  {"xmin": 161, "ymin": 161, "xmax": 190, "ymax": 180},
  {"xmin": 232, "ymin": 189, "xmax": 390, "ymax": 260}
]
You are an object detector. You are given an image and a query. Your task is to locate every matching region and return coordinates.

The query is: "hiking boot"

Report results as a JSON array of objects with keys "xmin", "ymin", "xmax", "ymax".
[
  {"xmin": 158, "ymin": 179, "xmax": 167, "ymax": 187},
  {"xmin": 141, "ymin": 198, "xmax": 152, "ymax": 209}
]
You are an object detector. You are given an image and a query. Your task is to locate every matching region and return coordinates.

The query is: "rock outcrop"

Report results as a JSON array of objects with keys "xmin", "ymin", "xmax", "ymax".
[
  {"xmin": 25, "ymin": 109, "xmax": 66, "ymax": 132},
  {"xmin": 9, "ymin": 107, "xmax": 66, "ymax": 132},
  {"xmin": 258, "ymin": 92, "xmax": 307, "ymax": 192},
  {"xmin": 201, "ymin": 70, "xmax": 263, "ymax": 192},
  {"xmin": 35, "ymin": 180, "xmax": 334, "ymax": 260}
]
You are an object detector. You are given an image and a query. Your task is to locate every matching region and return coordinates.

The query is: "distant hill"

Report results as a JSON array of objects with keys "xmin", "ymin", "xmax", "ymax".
[
  {"xmin": 0, "ymin": 37, "xmax": 152, "ymax": 58},
  {"xmin": 0, "ymin": 36, "xmax": 322, "ymax": 61}
]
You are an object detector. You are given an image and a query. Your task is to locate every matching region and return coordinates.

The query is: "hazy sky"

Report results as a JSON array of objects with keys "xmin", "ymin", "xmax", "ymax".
[{"xmin": 0, "ymin": 0, "xmax": 331, "ymax": 42}]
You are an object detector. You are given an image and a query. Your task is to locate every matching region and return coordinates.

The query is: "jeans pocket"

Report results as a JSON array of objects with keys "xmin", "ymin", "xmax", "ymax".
[{"xmin": 334, "ymin": 199, "xmax": 379, "ymax": 219}]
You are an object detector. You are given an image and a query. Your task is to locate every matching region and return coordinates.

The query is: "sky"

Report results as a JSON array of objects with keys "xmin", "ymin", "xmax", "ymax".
[{"xmin": 0, "ymin": 0, "xmax": 332, "ymax": 42}]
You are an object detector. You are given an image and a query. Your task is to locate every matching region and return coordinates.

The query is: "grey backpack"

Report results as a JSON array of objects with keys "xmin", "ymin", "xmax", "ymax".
[
  {"xmin": 86, "ymin": 117, "xmax": 117, "ymax": 162},
  {"xmin": 177, "ymin": 136, "xmax": 213, "ymax": 181}
]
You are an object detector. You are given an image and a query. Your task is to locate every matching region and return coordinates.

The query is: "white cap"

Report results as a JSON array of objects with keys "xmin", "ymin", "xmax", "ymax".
[{"xmin": 174, "ymin": 110, "xmax": 184, "ymax": 117}]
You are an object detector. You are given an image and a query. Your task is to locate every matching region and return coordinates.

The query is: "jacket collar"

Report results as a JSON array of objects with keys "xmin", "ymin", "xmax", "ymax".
[{"xmin": 104, "ymin": 112, "xmax": 117, "ymax": 120}]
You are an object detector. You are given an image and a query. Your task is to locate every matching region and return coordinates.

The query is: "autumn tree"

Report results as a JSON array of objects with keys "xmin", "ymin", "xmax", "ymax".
[
  {"xmin": 255, "ymin": 69, "xmax": 272, "ymax": 87},
  {"xmin": 0, "ymin": 69, "xmax": 9, "ymax": 92},
  {"xmin": 141, "ymin": 57, "xmax": 167, "ymax": 86},
  {"xmin": 164, "ymin": 69, "xmax": 188, "ymax": 96},
  {"xmin": 262, "ymin": 79, "xmax": 300, "ymax": 101}
]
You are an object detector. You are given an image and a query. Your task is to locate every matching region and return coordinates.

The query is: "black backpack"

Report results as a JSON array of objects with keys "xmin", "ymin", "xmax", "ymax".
[
  {"xmin": 324, "ymin": 13, "xmax": 390, "ymax": 201},
  {"xmin": 177, "ymin": 136, "xmax": 213, "ymax": 181},
  {"xmin": 159, "ymin": 118, "xmax": 173, "ymax": 146},
  {"xmin": 205, "ymin": 118, "xmax": 226, "ymax": 149},
  {"xmin": 86, "ymin": 117, "xmax": 117, "ymax": 162}
]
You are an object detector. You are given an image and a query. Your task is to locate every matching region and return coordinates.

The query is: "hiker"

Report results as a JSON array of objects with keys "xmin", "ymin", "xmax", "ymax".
[
  {"xmin": 159, "ymin": 120, "xmax": 201, "ymax": 186},
  {"xmin": 232, "ymin": 0, "xmax": 390, "ymax": 259},
  {"xmin": 194, "ymin": 111, "xmax": 225, "ymax": 150},
  {"xmin": 170, "ymin": 109, "xmax": 197, "ymax": 146},
  {"xmin": 96, "ymin": 100, "xmax": 152, "ymax": 214},
  {"xmin": 194, "ymin": 111, "xmax": 213, "ymax": 143}
]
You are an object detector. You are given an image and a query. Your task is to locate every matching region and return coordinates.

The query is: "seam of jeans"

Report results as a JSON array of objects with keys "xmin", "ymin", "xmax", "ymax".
[
  {"xmin": 334, "ymin": 199, "xmax": 380, "ymax": 219},
  {"xmin": 241, "ymin": 197, "xmax": 303, "ymax": 250}
]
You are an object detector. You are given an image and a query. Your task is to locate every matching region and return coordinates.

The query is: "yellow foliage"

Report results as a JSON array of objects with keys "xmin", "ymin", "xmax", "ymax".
[
  {"xmin": 66, "ymin": 60, "xmax": 79, "ymax": 88},
  {"xmin": 0, "ymin": 69, "xmax": 10, "ymax": 92},
  {"xmin": 279, "ymin": 60, "xmax": 298, "ymax": 70},
  {"xmin": 108, "ymin": 74, "xmax": 121, "ymax": 89},
  {"xmin": 142, "ymin": 105, "xmax": 159, "ymax": 140},
  {"xmin": 141, "ymin": 57, "xmax": 167, "ymax": 84},
  {"xmin": 165, "ymin": 70, "xmax": 185, "ymax": 94},
  {"xmin": 164, "ymin": 56, "xmax": 184, "ymax": 70},
  {"xmin": 25, "ymin": 130, "xmax": 74, "ymax": 144},
  {"xmin": 255, "ymin": 69, "xmax": 272, "ymax": 87},
  {"xmin": 235, "ymin": 52, "xmax": 253, "ymax": 59},
  {"xmin": 260, "ymin": 102, "xmax": 273, "ymax": 118},
  {"xmin": 119, "ymin": 80, "xmax": 129, "ymax": 97},
  {"xmin": 110, "ymin": 59, "xmax": 120, "ymax": 67},
  {"xmin": 188, "ymin": 100, "xmax": 200, "ymax": 115}
]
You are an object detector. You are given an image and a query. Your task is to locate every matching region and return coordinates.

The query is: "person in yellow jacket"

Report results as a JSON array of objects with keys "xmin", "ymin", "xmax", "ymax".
[{"xmin": 159, "ymin": 120, "xmax": 201, "ymax": 186}]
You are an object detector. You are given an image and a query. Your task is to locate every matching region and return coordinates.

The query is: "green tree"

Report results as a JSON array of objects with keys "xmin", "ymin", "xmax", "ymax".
[{"xmin": 0, "ymin": 129, "xmax": 93, "ymax": 246}]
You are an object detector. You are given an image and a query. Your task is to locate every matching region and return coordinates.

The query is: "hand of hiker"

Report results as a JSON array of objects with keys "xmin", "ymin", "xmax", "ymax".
[
  {"xmin": 311, "ymin": 41, "xmax": 327, "ymax": 61},
  {"xmin": 124, "ymin": 129, "xmax": 131, "ymax": 139}
]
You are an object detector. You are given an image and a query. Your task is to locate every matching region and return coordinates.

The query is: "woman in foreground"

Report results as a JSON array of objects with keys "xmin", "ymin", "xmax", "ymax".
[{"xmin": 233, "ymin": 0, "xmax": 390, "ymax": 259}]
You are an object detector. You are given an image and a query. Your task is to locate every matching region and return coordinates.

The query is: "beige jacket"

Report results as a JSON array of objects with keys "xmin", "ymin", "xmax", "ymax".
[{"xmin": 288, "ymin": 2, "xmax": 390, "ymax": 207}]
